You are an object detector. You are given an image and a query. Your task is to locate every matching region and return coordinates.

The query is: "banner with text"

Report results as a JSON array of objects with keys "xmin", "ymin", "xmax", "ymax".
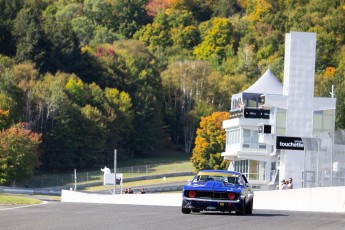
[{"xmin": 276, "ymin": 136, "xmax": 304, "ymax": 150}]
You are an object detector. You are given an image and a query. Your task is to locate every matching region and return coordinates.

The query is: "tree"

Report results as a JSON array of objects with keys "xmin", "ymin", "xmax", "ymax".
[
  {"xmin": 104, "ymin": 87, "xmax": 134, "ymax": 159},
  {"xmin": 168, "ymin": 0, "xmax": 212, "ymax": 21},
  {"xmin": 0, "ymin": 0, "xmax": 24, "ymax": 55},
  {"xmin": 13, "ymin": 2, "xmax": 50, "ymax": 71},
  {"xmin": 110, "ymin": 0, "xmax": 150, "ymax": 38},
  {"xmin": 41, "ymin": 3, "xmax": 83, "ymax": 74},
  {"xmin": 162, "ymin": 60, "xmax": 219, "ymax": 153},
  {"xmin": 211, "ymin": 0, "xmax": 242, "ymax": 18},
  {"xmin": 235, "ymin": 42, "xmax": 260, "ymax": 80},
  {"xmin": 193, "ymin": 17, "xmax": 234, "ymax": 63},
  {"xmin": 207, "ymin": 72, "xmax": 248, "ymax": 111},
  {"xmin": 145, "ymin": 0, "xmax": 170, "ymax": 17},
  {"xmin": 171, "ymin": 25, "xmax": 200, "ymax": 49},
  {"xmin": 330, "ymin": 46, "xmax": 345, "ymax": 130},
  {"xmin": 70, "ymin": 16, "xmax": 95, "ymax": 46},
  {"xmin": 135, "ymin": 9, "xmax": 198, "ymax": 53},
  {"xmin": 0, "ymin": 109, "xmax": 10, "ymax": 129},
  {"xmin": 0, "ymin": 123, "xmax": 41, "ymax": 185},
  {"xmin": 1, "ymin": 0, "xmax": 345, "ymax": 174},
  {"xmin": 0, "ymin": 62, "xmax": 22, "ymax": 123},
  {"xmin": 245, "ymin": 0, "xmax": 272, "ymax": 23},
  {"xmin": 12, "ymin": 62, "xmax": 40, "ymax": 127},
  {"xmin": 65, "ymin": 76, "xmax": 87, "ymax": 106},
  {"xmin": 90, "ymin": 26, "xmax": 118, "ymax": 46},
  {"xmin": 191, "ymin": 111, "xmax": 230, "ymax": 172},
  {"xmin": 134, "ymin": 11, "xmax": 173, "ymax": 51},
  {"xmin": 111, "ymin": 40, "xmax": 164, "ymax": 155}
]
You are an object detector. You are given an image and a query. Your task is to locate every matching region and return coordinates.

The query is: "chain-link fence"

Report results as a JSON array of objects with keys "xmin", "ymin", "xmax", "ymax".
[
  {"xmin": 18, "ymin": 161, "xmax": 193, "ymax": 189},
  {"xmin": 17, "ymin": 171, "xmax": 102, "ymax": 189},
  {"xmin": 302, "ymin": 130, "xmax": 345, "ymax": 188}
]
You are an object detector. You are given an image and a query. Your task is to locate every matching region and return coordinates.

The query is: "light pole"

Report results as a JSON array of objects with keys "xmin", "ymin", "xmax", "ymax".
[{"xmin": 114, "ymin": 149, "xmax": 117, "ymax": 195}]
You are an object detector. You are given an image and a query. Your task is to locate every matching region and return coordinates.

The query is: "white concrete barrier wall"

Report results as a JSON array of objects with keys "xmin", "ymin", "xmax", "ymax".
[
  {"xmin": 61, "ymin": 186, "xmax": 345, "ymax": 213},
  {"xmin": 61, "ymin": 190, "xmax": 182, "ymax": 207},
  {"xmin": 254, "ymin": 186, "xmax": 345, "ymax": 213}
]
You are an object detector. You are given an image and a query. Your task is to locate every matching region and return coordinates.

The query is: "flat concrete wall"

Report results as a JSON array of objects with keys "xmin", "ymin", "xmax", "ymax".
[
  {"xmin": 61, "ymin": 186, "xmax": 345, "ymax": 213},
  {"xmin": 254, "ymin": 186, "xmax": 345, "ymax": 213},
  {"xmin": 61, "ymin": 190, "xmax": 182, "ymax": 207}
]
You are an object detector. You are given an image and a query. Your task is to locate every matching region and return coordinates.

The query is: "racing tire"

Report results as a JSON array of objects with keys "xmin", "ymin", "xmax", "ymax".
[
  {"xmin": 245, "ymin": 199, "xmax": 253, "ymax": 215},
  {"xmin": 191, "ymin": 208, "xmax": 200, "ymax": 213},
  {"xmin": 182, "ymin": 207, "xmax": 191, "ymax": 214},
  {"xmin": 236, "ymin": 200, "xmax": 246, "ymax": 216}
]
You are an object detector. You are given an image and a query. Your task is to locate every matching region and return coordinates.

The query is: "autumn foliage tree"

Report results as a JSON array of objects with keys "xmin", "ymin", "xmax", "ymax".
[
  {"xmin": 0, "ymin": 123, "xmax": 41, "ymax": 185},
  {"xmin": 1, "ymin": 0, "xmax": 345, "ymax": 176},
  {"xmin": 145, "ymin": 0, "xmax": 170, "ymax": 17},
  {"xmin": 191, "ymin": 112, "xmax": 230, "ymax": 172},
  {"xmin": 0, "ymin": 109, "xmax": 10, "ymax": 129},
  {"xmin": 193, "ymin": 17, "xmax": 234, "ymax": 63}
]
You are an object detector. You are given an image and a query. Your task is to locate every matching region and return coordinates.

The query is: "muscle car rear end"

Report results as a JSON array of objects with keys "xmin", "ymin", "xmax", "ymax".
[{"xmin": 182, "ymin": 170, "xmax": 254, "ymax": 215}]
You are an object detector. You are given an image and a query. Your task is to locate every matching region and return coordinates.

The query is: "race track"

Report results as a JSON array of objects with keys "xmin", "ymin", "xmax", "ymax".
[{"xmin": 1, "ymin": 202, "xmax": 344, "ymax": 230}]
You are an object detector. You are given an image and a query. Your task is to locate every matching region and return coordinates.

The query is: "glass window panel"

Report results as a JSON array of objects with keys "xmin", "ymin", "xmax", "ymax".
[
  {"xmin": 259, "ymin": 161, "xmax": 266, "ymax": 181},
  {"xmin": 313, "ymin": 112, "xmax": 323, "ymax": 130},
  {"xmin": 323, "ymin": 110, "xmax": 334, "ymax": 131},
  {"xmin": 251, "ymin": 130, "xmax": 259, "ymax": 149},
  {"xmin": 249, "ymin": 160, "xmax": 258, "ymax": 173},
  {"xmin": 249, "ymin": 160, "xmax": 258, "ymax": 180},
  {"xmin": 313, "ymin": 109, "xmax": 335, "ymax": 134},
  {"xmin": 248, "ymin": 99, "xmax": 257, "ymax": 108},
  {"xmin": 227, "ymin": 128, "xmax": 241, "ymax": 145},
  {"xmin": 243, "ymin": 129, "xmax": 250, "ymax": 144},
  {"xmin": 276, "ymin": 108, "xmax": 286, "ymax": 135}
]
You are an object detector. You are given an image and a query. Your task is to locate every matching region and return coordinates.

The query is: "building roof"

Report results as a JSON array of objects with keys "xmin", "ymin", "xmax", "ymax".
[{"xmin": 243, "ymin": 68, "xmax": 283, "ymax": 95}]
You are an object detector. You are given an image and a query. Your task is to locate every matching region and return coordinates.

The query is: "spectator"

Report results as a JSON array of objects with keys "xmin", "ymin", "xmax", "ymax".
[
  {"xmin": 139, "ymin": 188, "xmax": 146, "ymax": 194},
  {"xmin": 280, "ymin": 179, "xmax": 288, "ymax": 190},
  {"xmin": 128, "ymin": 188, "xmax": 134, "ymax": 194},
  {"xmin": 287, "ymin": 178, "xmax": 293, "ymax": 189}
]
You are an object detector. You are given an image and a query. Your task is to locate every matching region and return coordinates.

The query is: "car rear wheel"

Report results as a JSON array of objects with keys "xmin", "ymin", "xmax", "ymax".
[
  {"xmin": 236, "ymin": 200, "xmax": 246, "ymax": 216},
  {"xmin": 245, "ymin": 199, "xmax": 253, "ymax": 215},
  {"xmin": 191, "ymin": 208, "xmax": 200, "ymax": 213},
  {"xmin": 182, "ymin": 207, "xmax": 191, "ymax": 214}
]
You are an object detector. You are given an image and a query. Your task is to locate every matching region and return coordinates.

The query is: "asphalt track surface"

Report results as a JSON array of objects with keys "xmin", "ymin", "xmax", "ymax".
[{"xmin": 1, "ymin": 202, "xmax": 344, "ymax": 230}]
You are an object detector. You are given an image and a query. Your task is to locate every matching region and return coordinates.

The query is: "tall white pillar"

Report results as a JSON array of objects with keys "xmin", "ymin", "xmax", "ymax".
[{"xmin": 281, "ymin": 32, "xmax": 317, "ymax": 188}]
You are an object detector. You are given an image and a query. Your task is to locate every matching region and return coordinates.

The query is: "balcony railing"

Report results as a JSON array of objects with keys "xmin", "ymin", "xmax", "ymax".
[{"xmin": 230, "ymin": 108, "xmax": 270, "ymax": 119}]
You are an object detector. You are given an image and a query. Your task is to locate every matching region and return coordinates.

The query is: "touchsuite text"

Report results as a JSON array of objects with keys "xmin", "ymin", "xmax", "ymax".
[{"xmin": 279, "ymin": 142, "xmax": 304, "ymax": 148}]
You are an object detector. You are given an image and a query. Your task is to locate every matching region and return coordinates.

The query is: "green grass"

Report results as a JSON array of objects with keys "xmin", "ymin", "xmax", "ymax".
[
  {"xmin": 0, "ymin": 194, "xmax": 42, "ymax": 205},
  {"xmin": 18, "ymin": 148, "xmax": 194, "ymax": 188},
  {"xmin": 62, "ymin": 160, "xmax": 193, "ymax": 186},
  {"xmin": 117, "ymin": 161, "xmax": 193, "ymax": 176},
  {"xmin": 1, "ymin": 149, "xmax": 192, "ymax": 204},
  {"xmin": 117, "ymin": 149, "xmax": 191, "ymax": 167},
  {"xmin": 81, "ymin": 175, "xmax": 194, "ymax": 192}
]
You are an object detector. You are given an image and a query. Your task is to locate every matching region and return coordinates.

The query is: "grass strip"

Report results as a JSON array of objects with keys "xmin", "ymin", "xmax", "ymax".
[
  {"xmin": 0, "ymin": 194, "xmax": 41, "ymax": 205},
  {"xmin": 82, "ymin": 175, "xmax": 194, "ymax": 192}
]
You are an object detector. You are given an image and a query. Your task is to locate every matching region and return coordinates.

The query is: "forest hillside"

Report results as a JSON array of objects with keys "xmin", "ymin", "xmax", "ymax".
[{"xmin": 0, "ymin": 0, "xmax": 344, "ymax": 177}]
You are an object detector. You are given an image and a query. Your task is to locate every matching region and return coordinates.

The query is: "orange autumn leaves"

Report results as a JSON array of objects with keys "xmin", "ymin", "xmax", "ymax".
[
  {"xmin": 191, "ymin": 112, "xmax": 230, "ymax": 172},
  {"xmin": 0, "ymin": 123, "xmax": 41, "ymax": 185}
]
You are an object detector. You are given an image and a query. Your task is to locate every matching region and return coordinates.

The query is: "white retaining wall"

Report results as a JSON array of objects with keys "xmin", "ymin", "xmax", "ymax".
[
  {"xmin": 61, "ymin": 186, "xmax": 345, "ymax": 213},
  {"xmin": 254, "ymin": 186, "xmax": 345, "ymax": 212},
  {"xmin": 61, "ymin": 190, "xmax": 182, "ymax": 207}
]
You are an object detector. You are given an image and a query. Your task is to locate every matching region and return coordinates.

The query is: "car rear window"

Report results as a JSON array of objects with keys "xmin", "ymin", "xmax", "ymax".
[{"xmin": 193, "ymin": 172, "xmax": 239, "ymax": 184}]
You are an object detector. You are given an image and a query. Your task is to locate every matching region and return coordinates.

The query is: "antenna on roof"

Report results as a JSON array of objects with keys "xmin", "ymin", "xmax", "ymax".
[{"xmin": 330, "ymin": 85, "xmax": 334, "ymax": 98}]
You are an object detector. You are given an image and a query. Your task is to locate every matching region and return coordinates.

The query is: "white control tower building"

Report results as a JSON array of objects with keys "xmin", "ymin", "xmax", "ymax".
[{"xmin": 222, "ymin": 32, "xmax": 336, "ymax": 190}]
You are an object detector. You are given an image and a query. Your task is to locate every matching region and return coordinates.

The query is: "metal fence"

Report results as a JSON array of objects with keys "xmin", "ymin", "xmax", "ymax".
[
  {"xmin": 18, "ymin": 162, "xmax": 193, "ymax": 189},
  {"xmin": 302, "ymin": 130, "xmax": 345, "ymax": 188}
]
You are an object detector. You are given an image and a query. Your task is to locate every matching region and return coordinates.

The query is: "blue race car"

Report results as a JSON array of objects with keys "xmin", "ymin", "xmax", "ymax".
[{"xmin": 182, "ymin": 170, "xmax": 254, "ymax": 215}]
